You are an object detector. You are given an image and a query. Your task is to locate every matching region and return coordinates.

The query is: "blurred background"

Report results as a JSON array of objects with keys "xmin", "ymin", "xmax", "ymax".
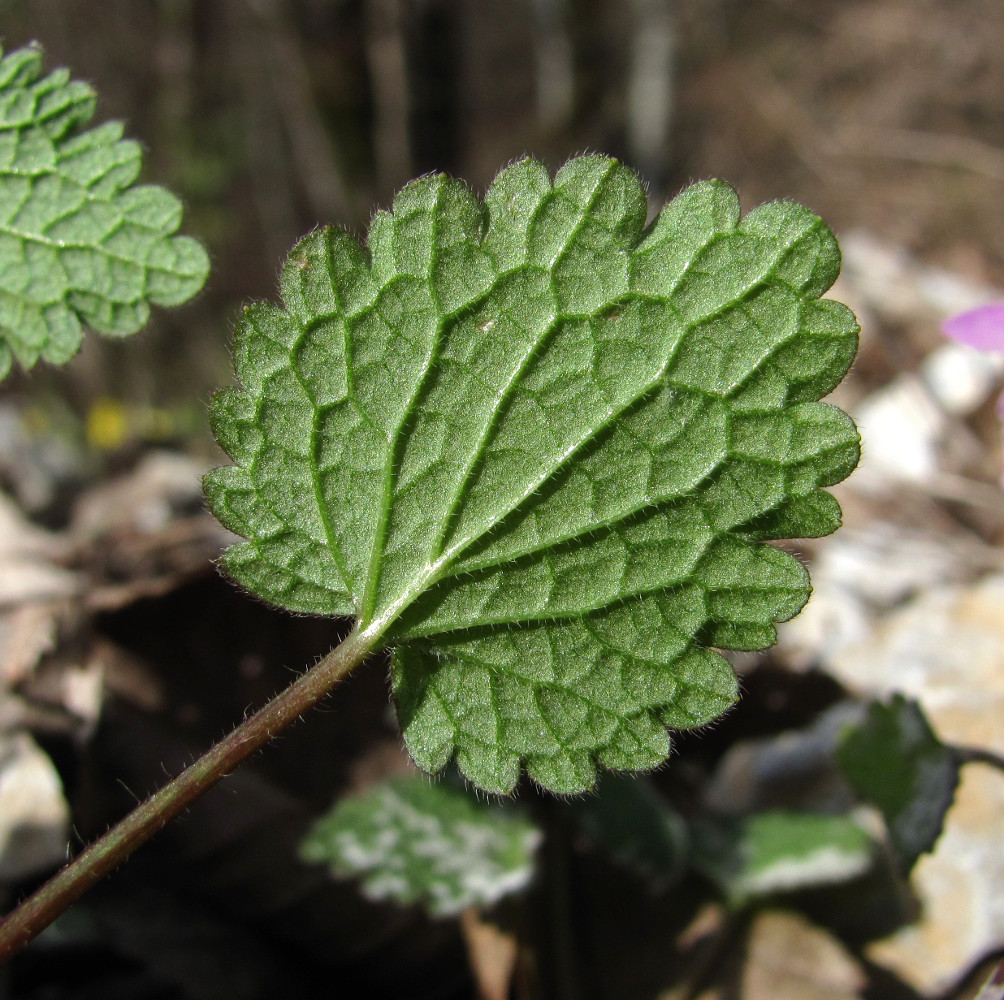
[
  {"xmin": 2, "ymin": 0, "xmax": 1003, "ymax": 423},
  {"xmin": 2, "ymin": 2, "xmax": 1004, "ymax": 999}
]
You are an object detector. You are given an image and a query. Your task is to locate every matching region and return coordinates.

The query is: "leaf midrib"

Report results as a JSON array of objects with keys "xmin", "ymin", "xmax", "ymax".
[
  {"xmin": 427, "ymin": 160, "xmax": 622, "ymax": 565},
  {"xmin": 332, "ymin": 178, "xmax": 819, "ymax": 642},
  {"xmin": 358, "ymin": 179, "xmax": 450, "ymax": 628}
]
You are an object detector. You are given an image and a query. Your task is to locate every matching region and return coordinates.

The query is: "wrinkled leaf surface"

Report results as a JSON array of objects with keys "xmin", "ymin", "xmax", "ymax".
[{"xmin": 206, "ymin": 154, "xmax": 859, "ymax": 792}]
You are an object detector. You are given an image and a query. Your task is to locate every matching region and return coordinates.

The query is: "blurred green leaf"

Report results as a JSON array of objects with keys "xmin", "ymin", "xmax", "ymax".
[
  {"xmin": 837, "ymin": 695, "xmax": 959, "ymax": 873},
  {"xmin": 569, "ymin": 773, "xmax": 687, "ymax": 887},
  {"xmin": 693, "ymin": 811, "xmax": 874, "ymax": 906},
  {"xmin": 0, "ymin": 43, "xmax": 208, "ymax": 379},
  {"xmin": 299, "ymin": 775, "xmax": 542, "ymax": 917}
]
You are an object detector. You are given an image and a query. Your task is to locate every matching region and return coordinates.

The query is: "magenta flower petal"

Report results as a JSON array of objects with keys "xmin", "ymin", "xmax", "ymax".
[{"xmin": 943, "ymin": 303, "xmax": 1004, "ymax": 353}]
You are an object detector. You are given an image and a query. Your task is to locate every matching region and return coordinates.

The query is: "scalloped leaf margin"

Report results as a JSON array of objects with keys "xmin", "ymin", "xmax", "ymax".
[
  {"xmin": 206, "ymin": 154, "xmax": 860, "ymax": 794},
  {"xmin": 0, "ymin": 43, "xmax": 208, "ymax": 379}
]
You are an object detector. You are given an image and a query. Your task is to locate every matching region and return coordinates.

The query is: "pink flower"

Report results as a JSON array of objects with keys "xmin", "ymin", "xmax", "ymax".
[
  {"xmin": 943, "ymin": 304, "xmax": 1004, "ymax": 417},
  {"xmin": 943, "ymin": 304, "xmax": 1004, "ymax": 478},
  {"xmin": 943, "ymin": 302, "xmax": 1004, "ymax": 356}
]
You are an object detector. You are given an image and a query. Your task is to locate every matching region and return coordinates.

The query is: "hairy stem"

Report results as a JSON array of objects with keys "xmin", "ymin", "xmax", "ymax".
[{"xmin": 0, "ymin": 626, "xmax": 377, "ymax": 963}]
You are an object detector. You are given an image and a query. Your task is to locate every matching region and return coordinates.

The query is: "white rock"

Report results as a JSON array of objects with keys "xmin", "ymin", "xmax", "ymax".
[
  {"xmin": 826, "ymin": 574, "xmax": 1004, "ymax": 994},
  {"xmin": 828, "ymin": 575, "xmax": 1004, "ymax": 753},
  {"xmin": 778, "ymin": 524, "xmax": 975, "ymax": 668},
  {"xmin": 0, "ymin": 731, "xmax": 70, "ymax": 881},
  {"xmin": 853, "ymin": 376, "xmax": 946, "ymax": 488},
  {"xmin": 839, "ymin": 230, "xmax": 1003, "ymax": 323},
  {"xmin": 921, "ymin": 343, "xmax": 1004, "ymax": 416},
  {"xmin": 742, "ymin": 909, "xmax": 867, "ymax": 1000}
]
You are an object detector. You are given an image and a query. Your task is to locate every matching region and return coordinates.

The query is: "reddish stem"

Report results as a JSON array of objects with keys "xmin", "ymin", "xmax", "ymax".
[{"xmin": 0, "ymin": 627, "xmax": 376, "ymax": 963}]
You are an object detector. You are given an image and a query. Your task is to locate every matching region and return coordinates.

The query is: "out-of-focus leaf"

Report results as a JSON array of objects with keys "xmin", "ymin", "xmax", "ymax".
[
  {"xmin": 692, "ymin": 811, "xmax": 874, "ymax": 906},
  {"xmin": 299, "ymin": 775, "xmax": 542, "ymax": 917},
  {"xmin": 568, "ymin": 773, "xmax": 687, "ymax": 887},
  {"xmin": 837, "ymin": 695, "xmax": 959, "ymax": 873},
  {"xmin": 0, "ymin": 43, "xmax": 208, "ymax": 378}
]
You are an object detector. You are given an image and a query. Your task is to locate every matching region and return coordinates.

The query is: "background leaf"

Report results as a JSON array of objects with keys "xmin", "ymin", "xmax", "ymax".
[
  {"xmin": 299, "ymin": 775, "xmax": 542, "ymax": 917},
  {"xmin": 0, "ymin": 43, "xmax": 208, "ymax": 378},
  {"xmin": 837, "ymin": 695, "xmax": 960, "ymax": 873},
  {"xmin": 692, "ymin": 811, "xmax": 875, "ymax": 906},
  {"xmin": 568, "ymin": 773, "xmax": 688, "ymax": 888},
  {"xmin": 206, "ymin": 154, "xmax": 859, "ymax": 794}
]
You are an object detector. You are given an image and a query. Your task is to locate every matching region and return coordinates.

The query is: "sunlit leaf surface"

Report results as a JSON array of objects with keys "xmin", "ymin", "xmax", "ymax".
[{"xmin": 207, "ymin": 154, "xmax": 859, "ymax": 793}]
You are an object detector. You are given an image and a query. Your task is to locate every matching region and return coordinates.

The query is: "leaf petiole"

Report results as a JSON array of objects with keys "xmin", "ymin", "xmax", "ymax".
[{"xmin": 0, "ymin": 626, "xmax": 378, "ymax": 963}]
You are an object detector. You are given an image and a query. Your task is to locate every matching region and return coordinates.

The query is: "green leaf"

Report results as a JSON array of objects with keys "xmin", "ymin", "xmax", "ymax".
[
  {"xmin": 569, "ymin": 773, "xmax": 687, "ymax": 887},
  {"xmin": 0, "ymin": 43, "xmax": 209, "ymax": 379},
  {"xmin": 692, "ymin": 811, "xmax": 875, "ymax": 906},
  {"xmin": 837, "ymin": 695, "xmax": 959, "ymax": 874},
  {"xmin": 206, "ymin": 154, "xmax": 859, "ymax": 794},
  {"xmin": 299, "ymin": 775, "xmax": 541, "ymax": 917}
]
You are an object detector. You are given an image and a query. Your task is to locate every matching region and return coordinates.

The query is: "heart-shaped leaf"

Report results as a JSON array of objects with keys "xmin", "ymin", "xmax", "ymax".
[
  {"xmin": 837, "ymin": 695, "xmax": 959, "ymax": 873},
  {"xmin": 206, "ymin": 155, "xmax": 859, "ymax": 794}
]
